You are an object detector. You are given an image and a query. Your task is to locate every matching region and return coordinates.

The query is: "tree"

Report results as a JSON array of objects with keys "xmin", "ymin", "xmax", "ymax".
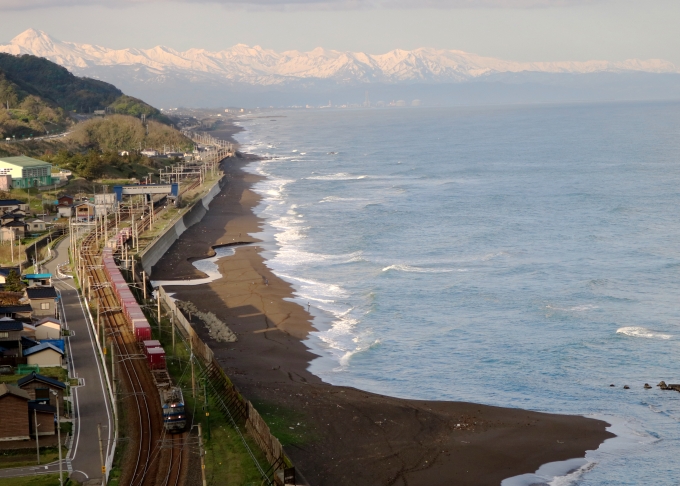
[{"xmin": 5, "ymin": 269, "xmax": 24, "ymax": 292}]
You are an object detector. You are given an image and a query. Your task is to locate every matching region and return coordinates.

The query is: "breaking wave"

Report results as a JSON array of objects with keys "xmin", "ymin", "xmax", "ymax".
[{"xmin": 616, "ymin": 327, "xmax": 672, "ymax": 340}]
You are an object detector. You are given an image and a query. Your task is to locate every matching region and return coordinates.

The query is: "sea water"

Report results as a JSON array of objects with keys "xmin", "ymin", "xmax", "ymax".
[{"xmin": 231, "ymin": 103, "xmax": 680, "ymax": 484}]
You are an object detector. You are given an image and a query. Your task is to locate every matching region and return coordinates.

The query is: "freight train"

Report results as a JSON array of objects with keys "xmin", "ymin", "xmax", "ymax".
[{"xmin": 103, "ymin": 247, "xmax": 186, "ymax": 432}]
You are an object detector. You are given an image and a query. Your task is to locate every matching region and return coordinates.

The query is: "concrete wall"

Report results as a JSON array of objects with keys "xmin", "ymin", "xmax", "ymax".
[{"xmin": 140, "ymin": 176, "xmax": 225, "ymax": 276}]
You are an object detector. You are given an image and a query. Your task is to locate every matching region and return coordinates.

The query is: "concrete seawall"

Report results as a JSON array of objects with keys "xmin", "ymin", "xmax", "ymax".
[{"xmin": 139, "ymin": 175, "xmax": 225, "ymax": 276}]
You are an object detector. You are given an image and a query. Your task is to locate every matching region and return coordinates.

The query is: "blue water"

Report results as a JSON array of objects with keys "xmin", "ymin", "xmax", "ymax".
[{"xmin": 233, "ymin": 103, "xmax": 680, "ymax": 484}]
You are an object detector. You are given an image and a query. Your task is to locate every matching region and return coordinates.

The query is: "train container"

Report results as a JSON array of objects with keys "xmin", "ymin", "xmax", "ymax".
[
  {"xmin": 143, "ymin": 340, "xmax": 162, "ymax": 354},
  {"xmin": 133, "ymin": 321, "xmax": 152, "ymax": 341},
  {"xmin": 159, "ymin": 386, "xmax": 185, "ymax": 432},
  {"xmin": 147, "ymin": 347, "xmax": 166, "ymax": 369}
]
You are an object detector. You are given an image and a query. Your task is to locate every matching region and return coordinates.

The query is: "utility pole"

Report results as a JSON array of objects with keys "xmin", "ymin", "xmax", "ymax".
[
  {"xmin": 53, "ymin": 390, "xmax": 63, "ymax": 486},
  {"xmin": 157, "ymin": 291, "xmax": 161, "ymax": 327},
  {"xmin": 198, "ymin": 424, "xmax": 207, "ymax": 486},
  {"xmin": 98, "ymin": 423, "xmax": 106, "ymax": 485},
  {"xmin": 142, "ymin": 271, "xmax": 147, "ymax": 300},
  {"xmin": 190, "ymin": 340, "xmax": 196, "ymax": 399},
  {"xmin": 34, "ymin": 409, "xmax": 40, "ymax": 464}
]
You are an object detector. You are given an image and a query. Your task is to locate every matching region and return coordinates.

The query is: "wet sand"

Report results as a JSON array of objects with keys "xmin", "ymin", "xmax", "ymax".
[{"xmin": 153, "ymin": 155, "xmax": 614, "ymax": 486}]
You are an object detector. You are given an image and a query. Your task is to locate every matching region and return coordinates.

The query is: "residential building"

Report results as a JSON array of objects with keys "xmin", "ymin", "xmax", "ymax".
[
  {"xmin": 34, "ymin": 317, "xmax": 61, "ymax": 340},
  {"xmin": 25, "ymin": 218, "xmax": 46, "ymax": 233},
  {"xmin": 24, "ymin": 274, "xmax": 52, "ymax": 287},
  {"xmin": 57, "ymin": 204, "xmax": 73, "ymax": 218},
  {"xmin": 0, "ymin": 200, "xmax": 28, "ymax": 214},
  {"xmin": 73, "ymin": 202, "xmax": 95, "ymax": 221},
  {"xmin": 0, "ymin": 384, "xmax": 30, "ymax": 440},
  {"xmin": 0, "ymin": 304, "xmax": 33, "ymax": 321},
  {"xmin": 25, "ymin": 287, "xmax": 58, "ymax": 318},
  {"xmin": 24, "ymin": 342, "xmax": 63, "ymax": 367},
  {"xmin": 0, "ymin": 156, "xmax": 53, "ymax": 189},
  {"xmin": 57, "ymin": 195, "xmax": 74, "ymax": 206},
  {"xmin": 18, "ymin": 371, "xmax": 67, "ymax": 416}
]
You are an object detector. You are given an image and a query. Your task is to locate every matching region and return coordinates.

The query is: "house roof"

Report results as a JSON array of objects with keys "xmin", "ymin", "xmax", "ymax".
[
  {"xmin": 24, "ymin": 274, "xmax": 52, "ymax": 280},
  {"xmin": 18, "ymin": 371, "xmax": 66, "ymax": 390},
  {"xmin": 23, "ymin": 342, "xmax": 64, "ymax": 357},
  {"xmin": 26, "ymin": 287, "xmax": 58, "ymax": 299},
  {"xmin": 0, "ymin": 383, "xmax": 30, "ymax": 400},
  {"xmin": 0, "ymin": 320, "xmax": 23, "ymax": 331},
  {"xmin": 2, "ymin": 221, "xmax": 25, "ymax": 228},
  {"xmin": 0, "ymin": 268, "xmax": 19, "ymax": 277},
  {"xmin": 0, "ymin": 199, "xmax": 26, "ymax": 206},
  {"xmin": 0, "ymin": 156, "xmax": 51, "ymax": 168},
  {"xmin": 21, "ymin": 336, "xmax": 39, "ymax": 348},
  {"xmin": 25, "ymin": 218, "xmax": 45, "ymax": 224},
  {"xmin": 35, "ymin": 317, "xmax": 60, "ymax": 327},
  {"xmin": 28, "ymin": 401, "xmax": 56, "ymax": 413},
  {"xmin": 0, "ymin": 304, "xmax": 33, "ymax": 313}
]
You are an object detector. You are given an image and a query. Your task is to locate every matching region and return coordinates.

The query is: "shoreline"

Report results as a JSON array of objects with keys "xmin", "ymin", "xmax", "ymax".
[{"xmin": 152, "ymin": 150, "xmax": 614, "ymax": 485}]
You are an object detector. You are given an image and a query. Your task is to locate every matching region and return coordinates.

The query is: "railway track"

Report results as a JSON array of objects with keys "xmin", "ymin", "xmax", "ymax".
[{"xmin": 80, "ymin": 223, "xmax": 188, "ymax": 485}]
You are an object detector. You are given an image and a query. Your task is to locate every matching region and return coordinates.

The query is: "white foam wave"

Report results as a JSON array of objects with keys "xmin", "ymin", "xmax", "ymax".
[
  {"xmin": 306, "ymin": 172, "xmax": 368, "ymax": 181},
  {"xmin": 616, "ymin": 327, "xmax": 672, "ymax": 340},
  {"xmin": 381, "ymin": 264, "xmax": 455, "ymax": 273},
  {"xmin": 546, "ymin": 304, "xmax": 599, "ymax": 312}
]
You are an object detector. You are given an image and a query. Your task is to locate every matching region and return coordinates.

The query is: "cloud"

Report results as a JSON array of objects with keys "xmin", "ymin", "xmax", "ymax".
[{"xmin": 0, "ymin": 0, "xmax": 604, "ymax": 12}]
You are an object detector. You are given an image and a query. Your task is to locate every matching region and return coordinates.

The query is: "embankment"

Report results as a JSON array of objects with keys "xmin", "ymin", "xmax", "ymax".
[{"xmin": 138, "ymin": 176, "xmax": 224, "ymax": 275}]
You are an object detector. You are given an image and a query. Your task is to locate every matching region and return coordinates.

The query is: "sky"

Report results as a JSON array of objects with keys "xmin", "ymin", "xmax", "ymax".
[{"xmin": 1, "ymin": 0, "xmax": 680, "ymax": 64}]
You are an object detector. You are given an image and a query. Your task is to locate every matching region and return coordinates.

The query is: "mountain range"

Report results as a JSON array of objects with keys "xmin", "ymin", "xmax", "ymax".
[{"xmin": 3, "ymin": 29, "xmax": 680, "ymax": 107}]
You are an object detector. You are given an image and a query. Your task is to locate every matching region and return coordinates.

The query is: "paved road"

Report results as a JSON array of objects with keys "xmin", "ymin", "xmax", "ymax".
[{"xmin": 0, "ymin": 236, "xmax": 113, "ymax": 484}]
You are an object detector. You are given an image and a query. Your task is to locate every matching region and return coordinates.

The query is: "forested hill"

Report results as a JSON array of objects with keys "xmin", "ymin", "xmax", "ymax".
[{"xmin": 0, "ymin": 53, "xmax": 168, "ymax": 120}]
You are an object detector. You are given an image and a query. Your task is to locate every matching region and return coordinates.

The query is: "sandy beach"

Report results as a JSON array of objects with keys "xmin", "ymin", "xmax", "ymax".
[{"xmin": 152, "ymin": 143, "xmax": 614, "ymax": 485}]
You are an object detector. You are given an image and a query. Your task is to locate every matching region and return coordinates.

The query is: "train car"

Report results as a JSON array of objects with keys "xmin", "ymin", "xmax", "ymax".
[
  {"xmin": 160, "ymin": 387, "xmax": 185, "ymax": 432},
  {"xmin": 147, "ymin": 347, "xmax": 166, "ymax": 369}
]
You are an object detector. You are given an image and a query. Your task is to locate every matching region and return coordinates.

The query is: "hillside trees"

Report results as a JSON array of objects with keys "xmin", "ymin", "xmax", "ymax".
[{"xmin": 72, "ymin": 115, "xmax": 191, "ymax": 152}]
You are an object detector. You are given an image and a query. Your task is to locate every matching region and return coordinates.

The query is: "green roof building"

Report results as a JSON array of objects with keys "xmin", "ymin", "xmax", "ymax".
[{"xmin": 0, "ymin": 156, "xmax": 53, "ymax": 189}]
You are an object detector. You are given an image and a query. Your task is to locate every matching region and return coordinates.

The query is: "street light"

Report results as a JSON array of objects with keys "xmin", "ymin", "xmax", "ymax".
[{"xmin": 50, "ymin": 389, "xmax": 63, "ymax": 486}]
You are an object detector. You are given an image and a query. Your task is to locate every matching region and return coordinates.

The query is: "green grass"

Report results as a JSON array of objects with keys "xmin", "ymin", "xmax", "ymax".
[
  {"xmin": 0, "ymin": 446, "xmax": 67, "ymax": 470},
  {"xmin": 0, "ymin": 475, "xmax": 77, "ymax": 486},
  {"xmin": 0, "ymin": 367, "xmax": 68, "ymax": 385},
  {"xmin": 157, "ymin": 317, "xmax": 270, "ymax": 486}
]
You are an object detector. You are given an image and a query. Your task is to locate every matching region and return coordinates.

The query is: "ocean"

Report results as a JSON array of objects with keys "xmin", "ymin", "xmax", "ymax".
[{"xmin": 232, "ymin": 102, "xmax": 680, "ymax": 484}]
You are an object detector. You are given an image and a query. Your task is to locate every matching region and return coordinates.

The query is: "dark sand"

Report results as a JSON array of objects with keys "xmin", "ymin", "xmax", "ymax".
[{"xmin": 153, "ymin": 155, "xmax": 614, "ymax": 486}]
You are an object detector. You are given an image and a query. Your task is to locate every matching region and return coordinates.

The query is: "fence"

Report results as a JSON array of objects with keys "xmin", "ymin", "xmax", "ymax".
[{"xmin": 157, "ymin": 286, "xmax": 294, "ymax": 485}]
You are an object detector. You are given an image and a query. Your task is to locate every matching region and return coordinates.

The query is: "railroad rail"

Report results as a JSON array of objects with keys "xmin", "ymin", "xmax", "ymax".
[{"xmin": 79, "ymin": 218, "xmax": 188, "ymax": 485}]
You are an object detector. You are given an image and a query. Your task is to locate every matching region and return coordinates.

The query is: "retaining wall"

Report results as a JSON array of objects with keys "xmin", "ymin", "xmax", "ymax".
[{"xmin": 139, "ymin": 176, "xmax": 224, "ymax": 275}]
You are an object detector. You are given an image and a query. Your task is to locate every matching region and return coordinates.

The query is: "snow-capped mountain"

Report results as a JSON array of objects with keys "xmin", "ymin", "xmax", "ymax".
[{"xmin": 2, "ymin": 29, "xmax": 677, "ymax": 87}]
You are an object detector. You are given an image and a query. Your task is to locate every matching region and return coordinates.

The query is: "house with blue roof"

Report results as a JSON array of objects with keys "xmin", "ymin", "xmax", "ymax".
[{"xmin": 23, "ymin": 342, "xmax": 63, "ymax": 367}]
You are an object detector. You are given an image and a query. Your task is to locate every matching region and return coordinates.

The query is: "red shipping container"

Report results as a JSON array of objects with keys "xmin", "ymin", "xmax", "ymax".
[
  {"xmin": 147, "ymin": 347, "xmax": 166, "ymax": 369},
  {"xmin": 134, "ymin": 321, "xmax": 152, "ymax": 341},
  {"xmin": 143, "ymin": 340, "xmax": 162, "ymax": 354}
]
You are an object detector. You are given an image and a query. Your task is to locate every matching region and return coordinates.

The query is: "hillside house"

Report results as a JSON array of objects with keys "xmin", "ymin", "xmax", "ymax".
[
  {"xmin": 57, "ymin": 204, "xmax": 73, "ymax": 218},
  {"xmin": 25, "ymin": 218, "xmax": 46, "ymax": 233},
  {"xmin": 24, "ymin": 342, "xmax": 63, "ymax": 367},
  {"xmin": 34, "ymin": 317, "xmax": 61, "ymax": 340},
  {"xmin": 0, "ymin": 384, "xmax": 30, "ymax": 441},
  {"xmin": 73, "ymin": 202, "xmax": 95, "ymax": 222},
  {"xmin": 0, "ymin": 200, "xmax": 28, "ymax": 214},
  {"xmin": 57, "ymin": 195, "xmax": 73, "ymax": 206},
  {"xmin": 18, "ymin": 371, "xmax": 66, "ymax": 416},
  {"xmin": 25, "ymin": 287, "xmax": 58, "ymax": 318}
]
